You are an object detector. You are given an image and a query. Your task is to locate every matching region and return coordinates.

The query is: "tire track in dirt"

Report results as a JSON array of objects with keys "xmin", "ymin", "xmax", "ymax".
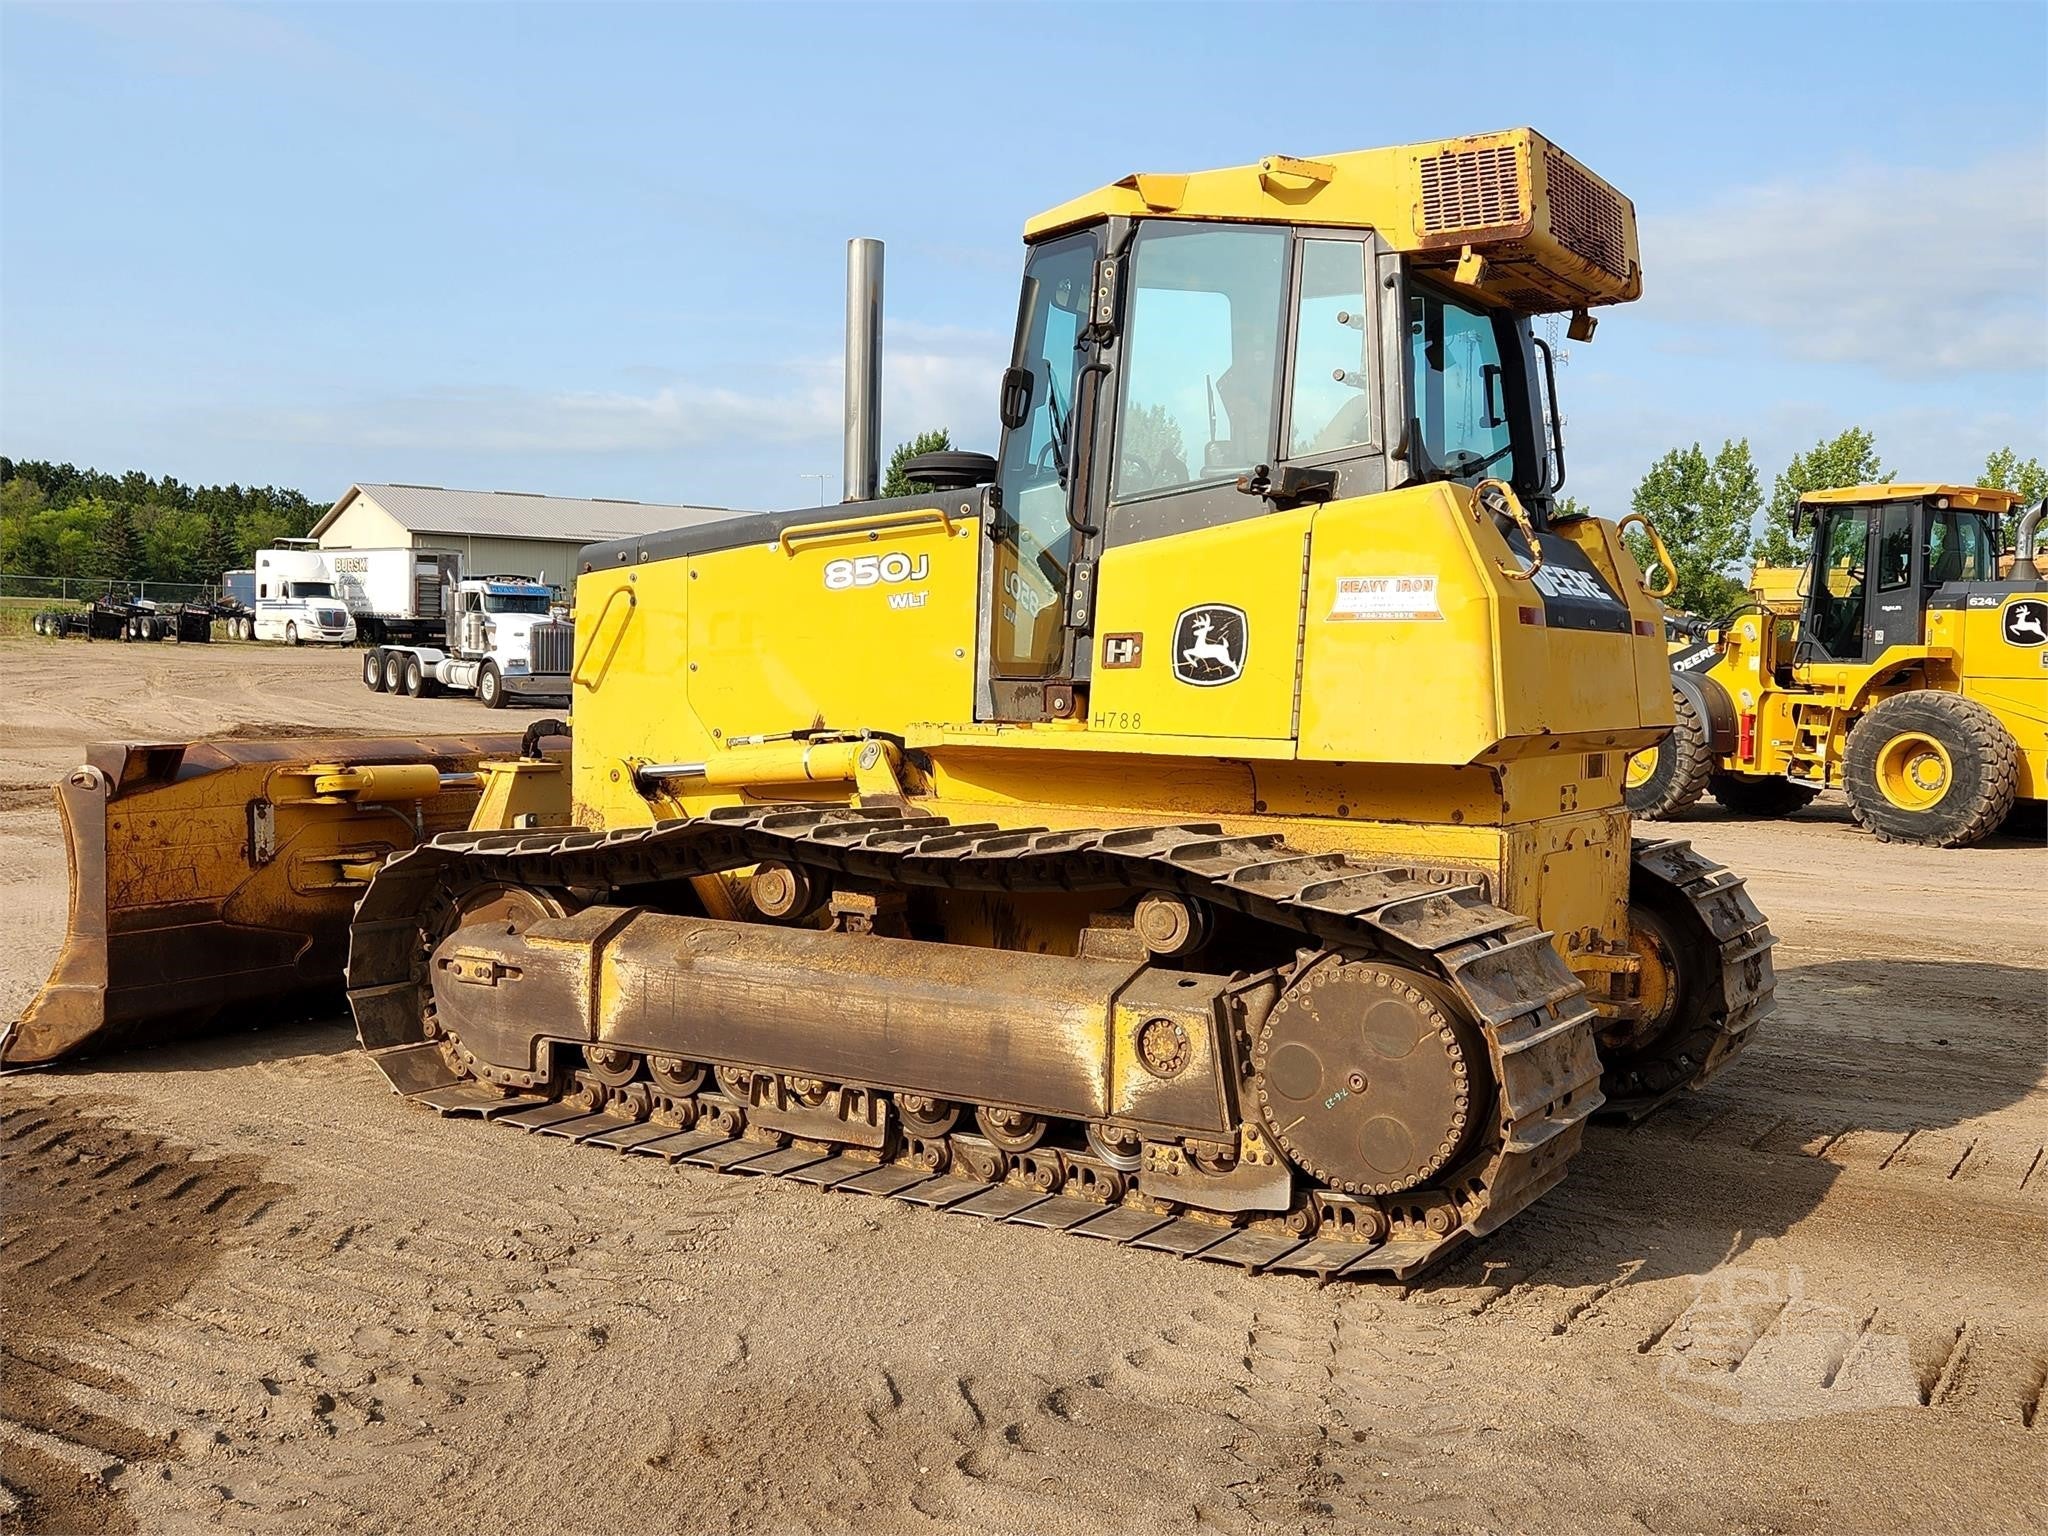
[{"xmin": 0, "ymin": 1095, "xmax": 285, "ymax": 1535}]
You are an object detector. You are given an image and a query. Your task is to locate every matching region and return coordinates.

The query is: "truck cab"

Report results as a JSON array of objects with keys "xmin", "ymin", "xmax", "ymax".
[
  {"xmin": 253, "ymin": 542, "xmax": 356, "ymax": 645},
  {"xmin": 363, "ymin": 573, "xmax": 570, "ymax": 707}
]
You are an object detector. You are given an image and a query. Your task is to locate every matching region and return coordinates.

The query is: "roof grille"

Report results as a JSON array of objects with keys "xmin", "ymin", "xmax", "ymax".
[
  {"xmin": 1418, "ymin": 144, "xmax": 1522, "ymax": 233},
  {"xmin": 1543, "ymin": 147, "xmax": 1629, "ymax": 280}
]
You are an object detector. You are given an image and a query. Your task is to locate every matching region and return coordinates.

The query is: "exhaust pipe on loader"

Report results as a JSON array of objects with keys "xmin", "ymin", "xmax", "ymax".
[{"xmin": 3, "ymin": 733, "xmax": 530, "ymax": 1067}]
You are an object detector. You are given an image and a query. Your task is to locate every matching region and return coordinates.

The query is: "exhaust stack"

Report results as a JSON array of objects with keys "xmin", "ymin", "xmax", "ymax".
[{"xmin": 844, "ymin": 238, "xmax": 884, "ymax": 502}]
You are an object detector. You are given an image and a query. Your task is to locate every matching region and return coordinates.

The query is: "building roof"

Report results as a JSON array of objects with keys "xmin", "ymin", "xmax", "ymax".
[{"xmin": 312, "ymin": 482, "xmax": 738, "ymax": 543}]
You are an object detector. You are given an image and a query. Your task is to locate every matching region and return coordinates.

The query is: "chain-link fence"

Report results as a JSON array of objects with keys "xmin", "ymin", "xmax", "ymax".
[{"xmin": 0, "ymin": 573, "xmax": 221, "ymax": 605}]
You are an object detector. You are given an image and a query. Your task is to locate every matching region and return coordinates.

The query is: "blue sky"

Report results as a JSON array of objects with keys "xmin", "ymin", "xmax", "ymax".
[{"xmin": 3, "ymin": 1, "xmax": 2044, "ymax": 518}]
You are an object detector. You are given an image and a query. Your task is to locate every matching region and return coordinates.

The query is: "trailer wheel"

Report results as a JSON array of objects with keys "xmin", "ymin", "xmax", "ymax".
[
  {"xmin": 1843, "ymin": 691, "xmax": 2019, "ymax": 847},
  {"xmin": 479, "ymin": 662, "xmax": 506, "ymax": 709},
  {"xmin": 364, "ymin": 649, "xmax": 388, "ymax": 692},
  {"xmin": 1624, "ymin": 686, "xmax": 1712, "ymax": 819},
  {"xmin": 403, "ymin": 656, "xmax": 426, "ymax": 697}
]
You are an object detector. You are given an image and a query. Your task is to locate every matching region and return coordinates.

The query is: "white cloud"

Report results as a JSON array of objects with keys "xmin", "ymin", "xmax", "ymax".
[
  {"xmin": 232, "ymin": 317, "xmax": 1007, "ymax": 460},
  {"xmin": 1644, "ymin": 151, "xmax": 2048, "ymax": 375}
]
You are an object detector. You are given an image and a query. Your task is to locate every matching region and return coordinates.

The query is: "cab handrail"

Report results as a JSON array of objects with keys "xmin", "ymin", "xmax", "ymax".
[{"xmin": 777, "ymin": 505, "xmax": 956, "ymax": 554}]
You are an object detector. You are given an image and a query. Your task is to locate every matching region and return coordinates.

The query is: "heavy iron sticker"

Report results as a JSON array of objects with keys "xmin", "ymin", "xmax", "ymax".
[{"xmin": 1330, "ymin": 574, "xmax": 1442, "ymax": 621}]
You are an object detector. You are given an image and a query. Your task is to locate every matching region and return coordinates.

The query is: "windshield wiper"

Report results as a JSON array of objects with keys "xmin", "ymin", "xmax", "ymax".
[
  {"xmin": 1441, "ymin": 442, "xmax": 1515, "ymax": 480},
  {"xmin": 1043, "ymin": 364, "xmax": 1070, "ymax": 482}
]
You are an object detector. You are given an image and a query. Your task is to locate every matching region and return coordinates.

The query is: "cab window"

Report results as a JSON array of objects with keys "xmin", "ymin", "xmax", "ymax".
[
  {"xmin": 1877, "ymin": 503, "xmax": 1913, "ymax": 591},
  {"xmin": 1812, "ymin": 506, "xmax": 1871, "ymax": 658},
  {"xmin": 482, "ymin": 593, "xmax": 549, "ymax": 614},
  {"xmin": 1410, "ymin": 282, "xmax": 1519, "ymax": 485},
  {"xmin": 991, "ymin": 230, "xmax": 1096, "ymax": 675},
  {"xmin": 1112, "ymin": 224, "xmax": 1288, "ymax": 500},
  {"xmin": 1287, "ymin": 240, "xmax": 1373, "ymax": 458},
  {"xmin": 1924, "ymin": 510, "xmax": 1995, "ymax": 585}
]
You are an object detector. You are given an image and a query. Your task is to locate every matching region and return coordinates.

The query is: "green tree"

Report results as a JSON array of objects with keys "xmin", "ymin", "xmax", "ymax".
[
  {"xmin": 143, "ymin": 508, "xmax": 212, "ymax": 584},
  {"xmin": 1119, "ymin": 403, "xmax": 1189, "ymax": 493},
  {"xmin": 1550, "ymin": 494, "xmax": 1593, "ymax": 522},
  {"xmin": 1625, "ymin": 439, "xmax": 1760, "ymax": 619},
  {"xmin": 1755, "ymin": 427, "xmax": 1889, "ymax": 568},
  {"xmin": 882, "ymin": 429, "xmax": 954, "ymax": 497},
  {"xmin": 0, "ymin": 461, "xmax": 327, "ymax": 584},
  {"xmin": 1980, "ymin": 448, "xmax": 2047, "ymax": 550},
  {"xmin": 89, "ymin": 497, "xmax": 139, "ymax": 587}
]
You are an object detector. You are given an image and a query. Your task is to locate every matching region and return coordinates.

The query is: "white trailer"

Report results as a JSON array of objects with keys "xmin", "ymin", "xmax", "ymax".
[
  {"xmin": 253, "ymin": 541, "xmax": 355, "ymax": 645},
  {"xmin": 363, "ymin": 574, "xmax": 571, "ymax": 708},
  {"xmin": 324, "ymin": 548, "xmax": 459, "ymax": 645}
]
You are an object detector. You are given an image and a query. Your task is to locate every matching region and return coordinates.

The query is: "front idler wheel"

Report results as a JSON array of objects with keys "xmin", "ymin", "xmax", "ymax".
[{"xmin": 1251, "ymin": 958, "xmax": 1489, "ymax": 1197}]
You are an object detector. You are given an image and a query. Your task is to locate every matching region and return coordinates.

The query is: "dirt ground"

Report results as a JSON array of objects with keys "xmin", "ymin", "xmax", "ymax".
[{"xmin": 2, "ymin": 637, "xmax": 2043, "ymax": 1536}]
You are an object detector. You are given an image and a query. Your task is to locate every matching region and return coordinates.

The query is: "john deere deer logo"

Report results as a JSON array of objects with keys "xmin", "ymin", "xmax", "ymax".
[
  {"xmin": 2004, "ymin": 599, "xmax": 2048, "ymax": 647},
  {"xmin": 1173, "ymin": 605, "xmax": 1247, "ymax": 686}
]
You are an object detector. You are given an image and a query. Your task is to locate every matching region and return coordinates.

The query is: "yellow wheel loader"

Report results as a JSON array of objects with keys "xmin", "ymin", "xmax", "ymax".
[
  {"xmin": 1627, "ymin": 485, "xmax": 2048, "ymax": 846},
  {"xmin": 8, "ymin": 130, "xmax": 1776, "ymax": 1279}
]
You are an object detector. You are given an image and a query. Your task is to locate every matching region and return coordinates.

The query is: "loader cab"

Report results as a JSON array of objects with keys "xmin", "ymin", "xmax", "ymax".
[
  {"xmin": 986, "ymin": 216, "xmax": 1559, "ymax": 720},
  {"xmin": 1795, "ymin": 487, "xmax": 2014, "ymax": 665}
]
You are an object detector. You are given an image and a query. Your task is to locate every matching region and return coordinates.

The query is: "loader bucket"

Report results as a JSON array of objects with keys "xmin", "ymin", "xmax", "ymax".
[{"xmin": 3, "ymin": 733, "xmax": 527, "ymax": 1068}]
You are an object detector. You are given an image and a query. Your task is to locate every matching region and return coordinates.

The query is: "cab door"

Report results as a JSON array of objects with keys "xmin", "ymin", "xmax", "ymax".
[
  {"xmin": 1868, "ymin": 499, "xmax": 1926, "ymax": 656},
  {"xmin": 1802, "ymin": 503, "xmax": 1877, "ymax": 663},
  {"xmin": 984, "ymin": 229, "xmax": 1099, "ymax": 721}
]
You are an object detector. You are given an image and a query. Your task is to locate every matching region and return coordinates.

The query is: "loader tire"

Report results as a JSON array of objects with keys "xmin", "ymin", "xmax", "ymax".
[
  {"xmin": 1843, "ymin": 692, "xmax": 2018, "ymax": 848},
  {"xmin": 364, "ymin": 649, "xmax": 388, "ymax": 692},
  {"xmin": 1709, "ymin": 774, "xmax": 1818, "ymax": 818},
  {"xmin": 1624, "ymin": 686, "xmax": 1712, "ymax": 820},
  {"xmin": 479, "ymin": 662, "xmax": 506, "ymax": 709}
]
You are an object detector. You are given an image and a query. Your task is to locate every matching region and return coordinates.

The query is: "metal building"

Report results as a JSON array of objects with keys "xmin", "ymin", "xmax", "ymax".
[{"xmin": 311, "ymin": 483, "xmax": 734, "ymax": 594}]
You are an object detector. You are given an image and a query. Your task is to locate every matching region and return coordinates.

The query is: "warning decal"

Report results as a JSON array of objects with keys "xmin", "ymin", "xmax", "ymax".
[{"xmin": 1330, "ymin": 574, "xmax": 1442, "ymax": 622}]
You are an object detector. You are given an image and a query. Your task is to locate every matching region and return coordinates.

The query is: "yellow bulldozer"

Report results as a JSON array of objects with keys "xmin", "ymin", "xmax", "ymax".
[
  {"xmin": 7, "ymin": 130, "xmax": 1777, "ymax": 1280},
  {"xmin": 1627, "ymin": 484, "xmax": 2048, "ymax": 846}
]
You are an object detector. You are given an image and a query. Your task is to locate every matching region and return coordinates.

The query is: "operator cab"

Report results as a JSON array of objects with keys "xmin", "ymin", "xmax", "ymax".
[
  {"xmin": 1796, "ymin": 485, "xmax": 2022, "ymax": 665},
  {"xmin": 987, "ymin": 227, "xmax": 1570, "ymax": 714}
]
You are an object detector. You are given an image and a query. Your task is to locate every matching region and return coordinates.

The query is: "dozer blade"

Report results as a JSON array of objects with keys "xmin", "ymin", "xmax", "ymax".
[{"xmin": 4, "ymin": 733, "xmax": 526, "ymax": 1068}]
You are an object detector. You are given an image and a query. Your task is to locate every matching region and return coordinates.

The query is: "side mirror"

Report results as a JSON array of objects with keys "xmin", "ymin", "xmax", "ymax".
[
  {"xmin": 1791, "ymin": 503, "xmax": 1807, "ymax": 537},
  {"xmin": 999, "ymin": 366, "xmax": 1034, "ymax": 431}
]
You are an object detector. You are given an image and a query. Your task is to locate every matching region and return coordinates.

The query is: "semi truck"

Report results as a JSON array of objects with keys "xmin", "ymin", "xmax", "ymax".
[
  {"xmin": 220, "ymin": 570, "xmax": 257, "ymax": 638},
  {"xmin": 325, "ymin": 547, "xmax": 459, "ymax": 644},
  {"xmin": 361, "ymin": 572, "xmax": 571, "ymax": 707},
  {"xmin": 252, "ymin": 541, "xmax": 355, "ymax": 645}
]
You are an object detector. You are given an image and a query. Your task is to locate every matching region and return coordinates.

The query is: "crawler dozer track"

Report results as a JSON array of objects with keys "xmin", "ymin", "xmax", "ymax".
[
  {"xmin": 1605, "ymin": 837, "xmax": 1777, "ymax": 1119},
  {"xmin": 349, "ymin": 806, "xmax": 1608, "ymax": 1279}
]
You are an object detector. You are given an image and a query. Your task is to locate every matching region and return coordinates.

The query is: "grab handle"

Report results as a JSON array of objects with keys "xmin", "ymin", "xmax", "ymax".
[
  {"xmin": 1479, "ymin": 478, "xmax": 1542, "ymax": 584},
  {"xmin": 1616, "ymin": 512, "xmax": 1679, "ymax": 599},
  {"xmin": 777, "ymin": 505, "xmax": 956, "ymax": 554},
  {"xmin": 571, "ymin": 585, "xmax": 636, "ymax": 688}
]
